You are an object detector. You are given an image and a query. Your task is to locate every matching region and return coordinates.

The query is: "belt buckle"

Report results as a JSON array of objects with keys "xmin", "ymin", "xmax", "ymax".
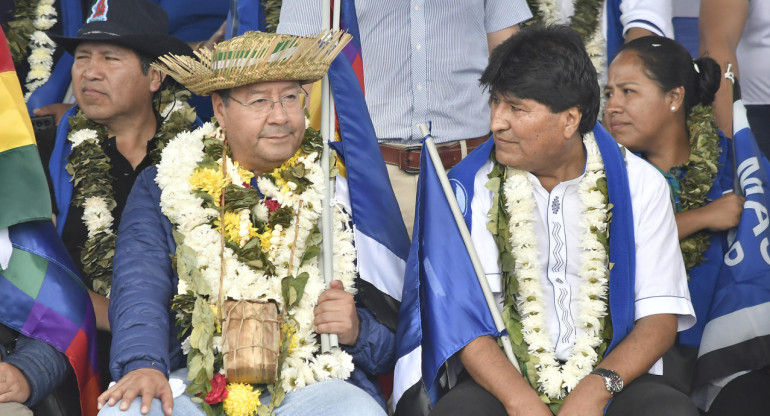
[{"xmin": 400, "ymin": 145, "xmax": 422, "ymax": 174}]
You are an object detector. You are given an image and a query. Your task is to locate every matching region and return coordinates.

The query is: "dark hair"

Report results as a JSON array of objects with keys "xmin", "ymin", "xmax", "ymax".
[
  {"xmin": 214, "ymin": 88, "xmax": 232, "ymax": 107},
  {"xmin": 137, "ymin": 51, "xmax": 154, "ymax": 75},
  {"xmin": 615, "ymin": 36, "xmax": 721, "ymax": 117},
  {"xmin": 480, "ymin": 25, "xmax": 600, "ymax": 136},
  {"xmin": 135, "ymin": 50, "xmax": 166, "ymax": 119}
]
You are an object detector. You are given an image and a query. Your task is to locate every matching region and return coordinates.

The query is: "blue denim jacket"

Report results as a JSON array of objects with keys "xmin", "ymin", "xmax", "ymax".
[
  {"xmin": 110, "ymin": 167, "xmax": 396, "ymax": 410},
  {"xmin": 2, "ymin": 333, "xmax": 69, "ymax": 406}
]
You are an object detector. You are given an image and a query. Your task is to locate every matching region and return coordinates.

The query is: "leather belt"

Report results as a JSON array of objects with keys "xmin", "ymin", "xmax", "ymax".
[{"xmin": 380, "ymin": 135, "xmax": 490, "ymax": 173}]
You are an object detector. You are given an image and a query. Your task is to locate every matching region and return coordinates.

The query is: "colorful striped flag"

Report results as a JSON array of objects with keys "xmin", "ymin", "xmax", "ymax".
[
  {"xmin": 0, "ymin": 26, "xmax": 100, "ymax": 416},
  {"xmin": 308, "ymin": 0, "xmax": 366, "ymax": 131},
  {"xmin": 338, "ymin": 0, "xmax": 365, "ymax": 94},
  {"xmin": 0, "ymin": 27, "xmax": 51, "ymax": 230},
  {"xmin": 1, "ymin": 222, "xmax": 101, "ymax": 416}
]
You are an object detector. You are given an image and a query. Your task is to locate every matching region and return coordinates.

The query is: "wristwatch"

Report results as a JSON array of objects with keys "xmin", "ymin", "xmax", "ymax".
[{"xmin": 590, "ymin": 368, "xmax": 624, "ymax": 395}]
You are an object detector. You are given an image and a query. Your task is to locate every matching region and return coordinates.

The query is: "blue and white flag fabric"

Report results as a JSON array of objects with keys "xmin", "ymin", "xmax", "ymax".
[
  {"xmin": 393, "ymin": 124, "xmax": 638, "ymax": 415},
  {"xmin": 392, "ymin": 139, "xmax": 502, "ymax": 415},
  {"xmin": 327, "ymin": 51, "xmax": 410, "ymax": 331},
  {"xmin": 691, "ymin": 99, "xmax": 770, "ymax": 410}
]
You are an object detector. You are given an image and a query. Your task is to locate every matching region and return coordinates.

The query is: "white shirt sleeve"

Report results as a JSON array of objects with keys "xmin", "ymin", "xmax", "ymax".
[
  {"xmin": 627, "ymin": 152, "xmax": 696, "ymax": 332},
  {"xmin": 0, "ymin": 228, "xmax": 11, "ymax": 271},
  {"xmin": 469, "ymin": 162, "xmax": 504, "ymax": 304},
  {"xmin": 619, "ymin": 0, "xmax": 674, "ymax": 38}
]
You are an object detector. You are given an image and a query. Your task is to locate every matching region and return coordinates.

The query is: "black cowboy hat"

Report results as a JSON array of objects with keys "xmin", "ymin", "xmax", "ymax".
[{"xmin": 52, "ymin": 0, "xmax": 192, "ymax": 58}]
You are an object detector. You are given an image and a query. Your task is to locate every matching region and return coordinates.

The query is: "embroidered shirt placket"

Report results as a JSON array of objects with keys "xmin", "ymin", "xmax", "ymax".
[
  {"xmin": 531, "ymin": 173, "xmax": 582, "ymax": 362},
  {"xmin": 547, "ymin": 182, "xmax": 575, "ymax": 357}
]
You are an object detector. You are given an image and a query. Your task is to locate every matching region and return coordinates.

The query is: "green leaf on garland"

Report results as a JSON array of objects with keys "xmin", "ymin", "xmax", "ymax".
[
  {"xmin": 485, "ymin": 176, "xmax": 501, "ymax": 192},
  {"xmin": 300, "ymin": 245, "xmax": 320, "ymax": 266},
  {"xmin": 281, "ymin": 272, "xmax": 310, "ymax": 309},
  {"xmin": 225, "ymin": 185, "xmax": 261, "ymax": 211},
  {"xmin": 500, "ymin": 252, "xmax": 516, "ymax": 273},
  {"xmin": 67, "ymin": 86, "xmax": 195, "ymax": 295}
]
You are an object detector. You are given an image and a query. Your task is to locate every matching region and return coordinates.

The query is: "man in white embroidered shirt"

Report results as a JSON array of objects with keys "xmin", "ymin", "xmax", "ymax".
[{"xmin": 427, "ymin": 25, "xmax": 699, "ymax": 416}]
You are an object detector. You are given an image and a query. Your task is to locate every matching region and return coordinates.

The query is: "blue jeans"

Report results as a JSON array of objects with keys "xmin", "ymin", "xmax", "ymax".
[{"xmin": 98, "ymin": 369, "xmax": 385, "ymax": 416}]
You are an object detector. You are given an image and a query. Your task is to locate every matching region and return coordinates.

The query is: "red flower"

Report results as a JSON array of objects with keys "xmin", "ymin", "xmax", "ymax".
[
  {"xmin": 204, "ymin": 373, "xmax": 228, "ymax": 404},
  {"xmin": 243, "ymin": 182, "xmax": 251, "ymax": 188},
  {"xmin": 265, "ymin": 199, "xmax": 281, "ymax": 213}
]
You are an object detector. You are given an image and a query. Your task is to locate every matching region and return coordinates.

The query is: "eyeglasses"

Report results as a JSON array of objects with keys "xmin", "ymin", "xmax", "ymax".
[{"xmin": 229, "ymin": 92, "xmax": 307, "ymax": 116}]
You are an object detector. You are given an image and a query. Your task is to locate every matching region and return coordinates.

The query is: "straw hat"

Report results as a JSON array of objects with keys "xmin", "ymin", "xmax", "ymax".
[{"xmin": 152, "ymin": 30, "xmax": 352, "ymax": 96}]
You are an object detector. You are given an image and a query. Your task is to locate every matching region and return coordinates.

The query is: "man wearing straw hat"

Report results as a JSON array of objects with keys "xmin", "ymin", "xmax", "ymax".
[
  {"xmin": 97, "ymin": 31, "xmax": 394, "ymax": 416},
  {"xmin": 424, "ymin": 25, "xmax": 698, "ymax": 415}
]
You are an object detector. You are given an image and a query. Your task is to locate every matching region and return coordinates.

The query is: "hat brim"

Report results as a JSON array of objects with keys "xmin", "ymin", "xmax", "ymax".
[
  {"xmin": 52, "ymin": 32, "xmax": 193, "ymax": 58},
  {"xmin": 154, "ymin": 31, "xmax": 352, "ymax": 96}
]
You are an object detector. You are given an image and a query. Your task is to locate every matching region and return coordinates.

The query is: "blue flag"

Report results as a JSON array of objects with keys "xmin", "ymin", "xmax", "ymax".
[
  {"xmin": 326, "ymin": 8, "xmax": 407, "ymax": 401},
  {"xmin": 327, "ymin": 21, "xmax": 410, "ymax": 331},
  {"xmin": 393, "ymin": 125, "xmax": 638, "ymax": 415},
  {"xmin": 691, "ymin": 100, "xmax": 770, "ymax": 410},
  {"xmin": 392, "ymin": 140, "xmax": 502, "ymax": 415}
]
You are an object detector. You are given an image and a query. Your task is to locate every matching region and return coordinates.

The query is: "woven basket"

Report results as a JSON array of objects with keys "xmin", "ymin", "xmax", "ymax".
[{"xmin": 221, "ymin": 300, "xmax": 281, "ymax": 384}]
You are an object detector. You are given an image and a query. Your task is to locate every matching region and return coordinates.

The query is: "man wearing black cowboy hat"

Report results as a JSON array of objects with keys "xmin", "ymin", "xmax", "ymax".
[{"xmin": 46, "ymin": 0, "xmax": 197, "ymax": 392}]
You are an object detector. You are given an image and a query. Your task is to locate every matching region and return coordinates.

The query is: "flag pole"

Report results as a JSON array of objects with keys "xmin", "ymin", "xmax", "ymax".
[
  {"xmin": 319, "ymin": 0, "xmax": 341, "ymax": 352},
  {"xmin": 724, "ymin": 63, "xmax": 741, "ymax": 196},
  {"xmin": 417, "ymin": 124, "xmax": 520, "ymax": 372}
]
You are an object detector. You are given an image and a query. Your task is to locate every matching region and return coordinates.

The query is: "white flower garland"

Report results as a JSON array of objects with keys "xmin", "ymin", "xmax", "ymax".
[
  {"xmin": 585, "ymin": 28, "xmax": 606, "ymax": 81},
  {"xmin": 24, "ymin": 0, "xmax": 57, "ymax": 99},
  {"xmin": 67, "ymin": 94, "xmax": 191, "ymax": 244},
  {"xmin": 156, "ymin": 123, "xmax": 357, "ymax": 395},
  {"xmin": 68, "ymin": 127, "xmax": 99, "ymax": 148},
  {"xmin": 67, "ymin": 128, "xmax": 115, "ymax": 241},
  {"xmin": 82, "ymin": 196, "xmax": 114, "ymax": 236},
  {"xmin": 533, "ymin": 0, "xmax": 606, "ymax": 79},
  {"xmin": 66, "ymin": 93, "xmax": 193, "ymax": 297},
  {"xmin": 502, "ymin": 132, "xmax": 609, "ymax": 399}
]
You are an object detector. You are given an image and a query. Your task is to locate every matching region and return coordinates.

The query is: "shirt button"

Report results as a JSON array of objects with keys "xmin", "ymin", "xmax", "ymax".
[
  {"xmin": 415, "ymin": 44, "xmax": 422, "ymax": 50},
  {"xmin": 413, "ymin": 5, "xmax": 419, "ymax": 11},
  {"xmin": 416, "ymin": 84, "xmax": 423, "ymax": 91}
]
